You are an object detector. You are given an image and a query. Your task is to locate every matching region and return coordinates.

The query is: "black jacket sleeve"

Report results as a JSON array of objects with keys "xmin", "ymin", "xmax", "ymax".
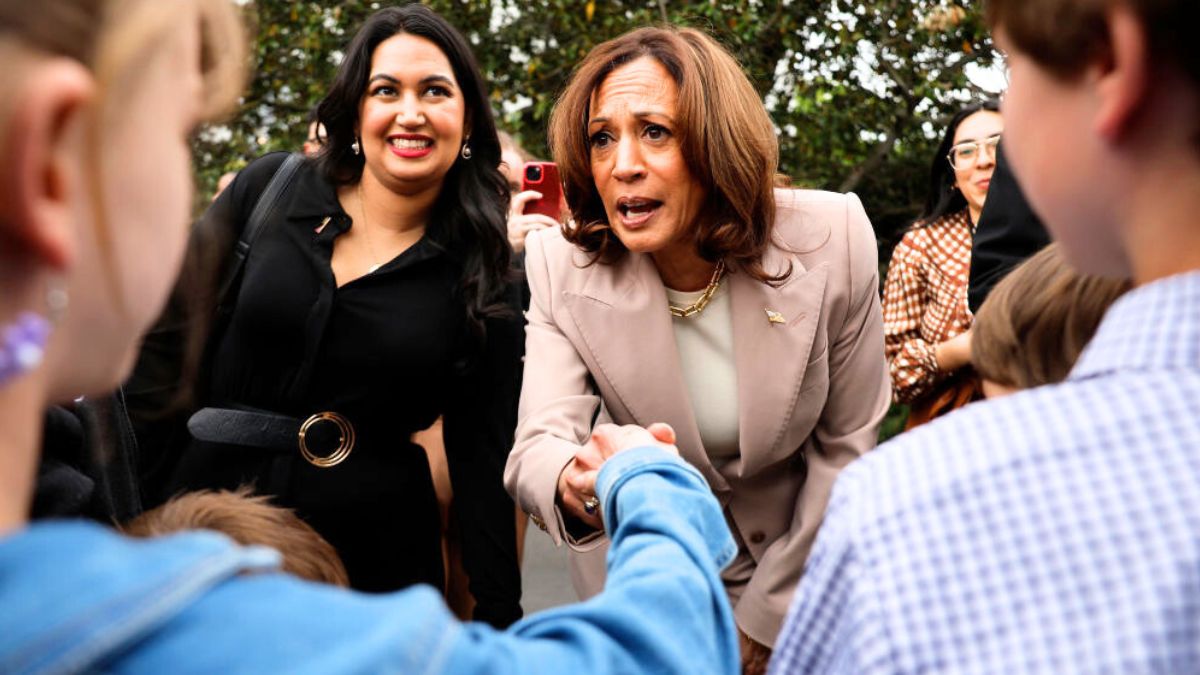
[
  {"xmin": 35, "ymin": 391, "xmax": 143, "ymax": 523},
  {"xmin": 968, "ymin": 144, "xmax": 1051, "ymax": 312},
  {"xmin": 442, "ymin": 284, "xmax": 526, "ymax": 629}
]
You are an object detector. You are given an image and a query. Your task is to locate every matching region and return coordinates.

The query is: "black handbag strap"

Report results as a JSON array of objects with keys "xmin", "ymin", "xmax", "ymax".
[{"xmin": 215, "ymin": 152, "xmax": 305, "ymax": 308}]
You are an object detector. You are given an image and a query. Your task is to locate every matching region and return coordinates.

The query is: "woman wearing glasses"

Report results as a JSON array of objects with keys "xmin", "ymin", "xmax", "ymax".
[{"xmin": 882, "ymin": 100, "xmax": 1002, "ymax": 428}]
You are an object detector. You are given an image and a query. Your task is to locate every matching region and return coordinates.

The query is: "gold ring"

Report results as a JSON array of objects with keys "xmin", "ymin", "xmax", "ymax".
[{"xmin": 298, "ymin": 412, "xmax": 355, "ymax": 468}]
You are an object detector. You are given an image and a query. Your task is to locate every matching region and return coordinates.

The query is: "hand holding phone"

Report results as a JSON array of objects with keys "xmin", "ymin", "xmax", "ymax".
[
  {"xmin": 520, "ymin": 162, "xmax": 563, "ymax": 219},
  {"xmin": 506, "ymin": 162, "xmax": 564, "ymax": 254}
]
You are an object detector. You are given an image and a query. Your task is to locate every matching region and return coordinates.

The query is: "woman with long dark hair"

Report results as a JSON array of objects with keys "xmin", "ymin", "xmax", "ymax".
[
  {"xmin": 129, "ymin": 4, "xmax": 523, "ymax": 627},
  {"xmin": 882, "ymin": 100, "xmax": 1002, "ymax": 427}
]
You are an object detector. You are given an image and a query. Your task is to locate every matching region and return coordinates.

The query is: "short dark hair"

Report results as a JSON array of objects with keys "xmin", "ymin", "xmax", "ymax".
[
  {"xmin": 313, "ymin": 4, "xmax": 513, "ymax": 342},
  {"xmin": 916, "ymin": 99, "xmax": 1000, "ymax": 226}
]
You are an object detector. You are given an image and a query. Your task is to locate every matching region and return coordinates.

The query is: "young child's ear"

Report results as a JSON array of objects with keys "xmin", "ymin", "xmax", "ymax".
[
  {"xmin": 1093, "ymin": 5, "xmax": 1151, "ymax": 144},
  {"xmin": 1, "ymin": 57, "xmax": 96, "ymax": 272}
]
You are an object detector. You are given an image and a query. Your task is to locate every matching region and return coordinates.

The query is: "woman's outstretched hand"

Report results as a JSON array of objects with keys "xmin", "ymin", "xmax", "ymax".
[{"xmin": 556, "ymin": 423, "xmax": 677, "ymax": 530}]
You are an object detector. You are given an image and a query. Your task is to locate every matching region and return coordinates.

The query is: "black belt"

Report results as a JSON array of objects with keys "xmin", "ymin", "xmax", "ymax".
[{"xmin": 188, "ymin": 407, "xmax": 356, "ymax": 468}]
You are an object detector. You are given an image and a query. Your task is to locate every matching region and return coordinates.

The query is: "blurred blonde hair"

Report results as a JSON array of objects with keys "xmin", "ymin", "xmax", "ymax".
[
  {"xmin": 0, "ymin": 0, "xmax": 247, "ymax": 299},
  {"xmin": 0, "ymin": 0, "xmax": 245, "ymax": 121},
  {"xmin": 972, "ymin": 243, "xmax": 1131, "ymax": 390}
]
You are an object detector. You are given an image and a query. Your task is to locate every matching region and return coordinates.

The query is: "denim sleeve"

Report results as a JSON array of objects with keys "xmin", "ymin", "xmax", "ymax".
[
  {"xmin": 106, "ymin": 448, "xmax": 737, "ymax": 675},
  {"xmin": 442, "ymin": 446, "xmax": 740, "ymax": 675}
]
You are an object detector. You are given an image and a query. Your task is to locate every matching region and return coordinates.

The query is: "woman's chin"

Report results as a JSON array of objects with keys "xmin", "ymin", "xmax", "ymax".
[{"xmin": 614, "ymin": 229, "xmax": 668, "ymax": 255}]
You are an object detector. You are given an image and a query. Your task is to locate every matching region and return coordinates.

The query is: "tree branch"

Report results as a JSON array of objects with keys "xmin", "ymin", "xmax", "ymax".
[
  {"xmin": 838, "ymin": 129, "xmax": 900, "ymax": 194},
  {"xmin": 875, "ymin": 50, "xmax": 917, "ymax": 106},
  {"xmin": 942, "ymin": 50, "xmax": 990, "ymax": 78},
  {"xmin": 837, "ymin": 95, "xmax": 919, "ymax": 194}
]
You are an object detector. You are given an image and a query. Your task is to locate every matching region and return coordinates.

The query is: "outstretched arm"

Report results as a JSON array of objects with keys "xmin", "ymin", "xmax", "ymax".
[
  {"xmin": 450, "ymin": 432, "xmax": 740, "ymax": 674},
  {"xmin": 118, "ymin": 413, "xmax": 737, "ymax": 673}
]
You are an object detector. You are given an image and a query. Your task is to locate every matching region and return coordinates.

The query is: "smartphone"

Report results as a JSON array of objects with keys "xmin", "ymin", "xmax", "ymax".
[{"xmin": 521, "ymin": 162, "xmax": 563, "ymax": 220}]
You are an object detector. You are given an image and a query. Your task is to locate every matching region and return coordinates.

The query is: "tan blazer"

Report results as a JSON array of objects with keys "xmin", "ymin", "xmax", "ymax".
[{"xmin": 504, "ymin": 189, "xmax": 890, "ymax": 646}]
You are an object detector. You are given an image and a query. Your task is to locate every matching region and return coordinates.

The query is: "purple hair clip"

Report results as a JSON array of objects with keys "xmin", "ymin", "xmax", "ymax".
[{"xmin": 0, "ymin": 312, "xmax": 52, "ymax": 387}]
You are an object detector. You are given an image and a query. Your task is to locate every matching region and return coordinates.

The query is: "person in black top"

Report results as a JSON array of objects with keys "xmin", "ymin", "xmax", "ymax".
[
  {"xmin": 967, "ymin": 143, "xmax": 1051, "ymax": 312},
  {"xmin": 126, "ymin": 5, "xmax": 523, "ymax": 628}
]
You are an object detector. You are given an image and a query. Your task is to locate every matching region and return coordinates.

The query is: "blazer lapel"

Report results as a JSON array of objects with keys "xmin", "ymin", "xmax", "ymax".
[
  {"xmin": 561, "ymin": 253, "xmax": 727, "ymax": 493},
  {"xmin": 730, "ymin": 257, "xmax": 829, "ymax": 478}
]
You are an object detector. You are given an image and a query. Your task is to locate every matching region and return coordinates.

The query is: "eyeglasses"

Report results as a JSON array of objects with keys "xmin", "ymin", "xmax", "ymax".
[{"xmin": 947, "ymin": 134, "xmax": 1002, "ymax": 171}]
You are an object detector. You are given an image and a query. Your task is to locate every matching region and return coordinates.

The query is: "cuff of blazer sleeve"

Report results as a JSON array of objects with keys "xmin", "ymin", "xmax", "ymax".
[
  {"xmin": 554, "ymin": 503, "xmax": 606, "ymax": 549},
  {"xmin": 516, "ymin": 442, "xmax": 575, "ymax": 546},
  {"xmin": 733, "ymin": 582, "xmax": 787, "ymax": 649},
  {"xmin": 546, "ymin": 451, "xmax": 607, "ymax": 551}
]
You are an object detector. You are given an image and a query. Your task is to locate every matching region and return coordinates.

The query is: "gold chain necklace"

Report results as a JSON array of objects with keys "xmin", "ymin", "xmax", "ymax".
[
  {"xmin": 668, "ymin": 260, "xmax": 727, "ymax": 318},
  {"xmin": 356, "ymin": 182, "xmax": 383, "ymax": 274}
]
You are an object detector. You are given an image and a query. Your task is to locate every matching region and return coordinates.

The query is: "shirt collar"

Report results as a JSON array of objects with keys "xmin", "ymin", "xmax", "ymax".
[
  {"xmin": 1070, "ymin": 270, "xmax": 1200, "ymax": 380},
  {"xmin": 286, "ymin": 159, "xmax": 344, "ymax": 221}
]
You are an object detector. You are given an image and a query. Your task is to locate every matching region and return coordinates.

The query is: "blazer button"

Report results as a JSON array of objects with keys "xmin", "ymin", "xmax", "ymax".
[{"xmin": 749, "ymin": 531, "xmax": 766, "ymax": 545}]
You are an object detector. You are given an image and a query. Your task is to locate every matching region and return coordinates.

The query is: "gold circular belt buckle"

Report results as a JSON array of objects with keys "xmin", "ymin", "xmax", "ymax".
[{"xmin": 298, "ymin": 412, "xmax": 355, "ymax": 468}]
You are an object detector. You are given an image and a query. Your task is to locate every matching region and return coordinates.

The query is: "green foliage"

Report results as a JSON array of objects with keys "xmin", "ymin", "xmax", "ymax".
[
  {"xmin": 879, "ymin": 402, "xmax": 909, "ymax": 442},
  {"xmin": 195, "ymin": 0, "xmax": 999, "ymax": 243}
]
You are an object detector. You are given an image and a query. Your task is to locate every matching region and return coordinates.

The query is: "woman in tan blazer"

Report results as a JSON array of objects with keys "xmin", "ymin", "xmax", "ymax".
[{"xmin": 503, "ymin": 26, "xmax": 890, "ymax": 671}]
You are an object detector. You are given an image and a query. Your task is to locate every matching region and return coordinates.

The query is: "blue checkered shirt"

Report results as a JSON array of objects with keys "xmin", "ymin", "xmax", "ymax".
[{"xmin": 771, "ymin": 271, "xmax": 1200, "ymax": 674}]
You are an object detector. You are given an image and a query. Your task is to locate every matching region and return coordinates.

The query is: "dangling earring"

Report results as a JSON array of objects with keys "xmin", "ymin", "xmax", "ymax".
[
  {"xmin": 460, "ymin": 140, "xmax": 472, "ymax": 160},
  {"xmin": 351, "ymin": 137, "xmax": 361, "ymax": 156},
  {"xmin": 0, "ymin": 279, "xmax": 70, "ymax": 387},
  {"xmin": 46, "ymin": 278, "xmax": 68, "ymax": 321},
  {"xmin": 0, "ymin": 311, "xmax": 51, "ymax": 386}
]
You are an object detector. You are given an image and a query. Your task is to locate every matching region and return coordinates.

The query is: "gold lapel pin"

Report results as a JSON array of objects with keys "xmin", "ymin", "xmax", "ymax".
[{"xmin": 765, "ymin": 309, "xmax": 786, "ymax": 325}]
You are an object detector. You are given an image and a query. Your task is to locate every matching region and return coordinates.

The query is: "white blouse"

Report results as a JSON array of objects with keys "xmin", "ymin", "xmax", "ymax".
[{"xmin": 664, "ymin": 282, "xmax": 740, "ymax": 462}]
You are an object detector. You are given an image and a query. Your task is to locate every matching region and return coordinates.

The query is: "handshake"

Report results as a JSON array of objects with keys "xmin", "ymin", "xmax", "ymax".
[{"xmin": 556, "ymin": 422, "xmax": 679, "ymax": 529}]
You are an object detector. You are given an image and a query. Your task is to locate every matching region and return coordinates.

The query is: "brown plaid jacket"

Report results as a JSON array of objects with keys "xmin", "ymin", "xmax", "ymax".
[{"xmin": 882, "ymin": 209, "xmax": 974, "ymax": 404}]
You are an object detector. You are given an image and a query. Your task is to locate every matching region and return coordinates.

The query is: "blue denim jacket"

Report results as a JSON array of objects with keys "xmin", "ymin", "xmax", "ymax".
[{"xmin": 0, "ymin": 447, "xmax": 738, "ymax": 674}]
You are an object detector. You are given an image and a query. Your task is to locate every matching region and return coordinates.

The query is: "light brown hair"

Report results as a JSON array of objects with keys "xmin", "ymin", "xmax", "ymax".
[
  {"xmin": 123, "ymin": 488, "xmax": 351, "ymax": 588},
  {"xmin": 972, "ymin": 243, "xmax": 1131, "ymax": 390},
  {"xmin": 498, "ymin": 130, "xmax": 540, "ymax": 164},
  {"xmin": 985, "ymin": 0, "xmax": 1199, "ymax": 106},
  {"xmin": 548, "ymin": 26, "xmax": 784, "ymax": 283}
]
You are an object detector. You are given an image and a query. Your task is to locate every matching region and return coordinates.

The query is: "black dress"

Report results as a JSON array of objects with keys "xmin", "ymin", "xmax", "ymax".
[{"xmin": 129, "ymin": 153, "xmax": 523, "ymax": 627}]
